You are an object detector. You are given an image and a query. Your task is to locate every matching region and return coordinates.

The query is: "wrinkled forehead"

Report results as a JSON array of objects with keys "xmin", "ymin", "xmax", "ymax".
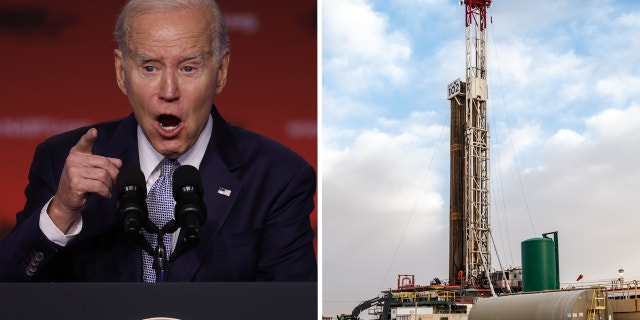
[{"xmin": 125, "ymin": 7, "xmax": 215, "ymax": 53}]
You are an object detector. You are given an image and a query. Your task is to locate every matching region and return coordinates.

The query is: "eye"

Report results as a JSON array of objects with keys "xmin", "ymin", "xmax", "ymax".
[
  {"xmin": 184, "ymin": 66, "xmax": 194, "ymax": 72},
  {"xmin": 143, "ymin": 66, "xmax": 155, "ymax": 72}
]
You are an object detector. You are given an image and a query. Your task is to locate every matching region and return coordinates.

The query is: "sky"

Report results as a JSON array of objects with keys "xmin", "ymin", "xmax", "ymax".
[{"xmin": 321, "ymin": 0, "xmax": 640, "ymax": 318}]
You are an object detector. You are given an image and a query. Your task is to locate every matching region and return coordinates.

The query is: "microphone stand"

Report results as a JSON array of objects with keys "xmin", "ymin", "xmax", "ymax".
[
  {"xmin": 124, "ymin": 227, "xmax": 167, "ymax": 282},
  {"xmin": 133, "ymin": 220, "xmax": 170, "ymax": 282},
  {"xmin": 154, "ymin": 233, "xmax": 167, "ymax": 282},
  {"xmin": 154, "ymin": 220, "xmax": 179, "ymax": 282},
  {"xmin": 127, "ymin": 219, "xmax": 202, "ymax": 282}
]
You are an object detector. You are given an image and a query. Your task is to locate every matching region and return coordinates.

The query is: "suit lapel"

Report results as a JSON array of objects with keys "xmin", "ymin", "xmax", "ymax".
[
  {"xmin": 170, "ymin": 106, "xmax": 244, "ymax": 281},
  {"xmin": 170, "ymin": 152, "xmax": 242, "ymax": 281}
]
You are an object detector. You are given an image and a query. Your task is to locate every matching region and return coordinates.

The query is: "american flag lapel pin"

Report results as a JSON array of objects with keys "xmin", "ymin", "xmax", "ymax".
[{"xmin": 217, "ymin": 187, "xmax": 231, "ymax": 197}]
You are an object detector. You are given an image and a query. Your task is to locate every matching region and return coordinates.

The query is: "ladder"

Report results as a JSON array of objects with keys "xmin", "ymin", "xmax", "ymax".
[{"xmin": 588, "ymin": 287, "xmax": 607, "ymax": 320}]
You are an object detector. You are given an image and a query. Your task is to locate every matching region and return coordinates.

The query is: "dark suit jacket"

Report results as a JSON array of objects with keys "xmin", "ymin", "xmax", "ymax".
[{"xmin": 0, "ymin": 106, "xmax": 317, "ymax": 282}]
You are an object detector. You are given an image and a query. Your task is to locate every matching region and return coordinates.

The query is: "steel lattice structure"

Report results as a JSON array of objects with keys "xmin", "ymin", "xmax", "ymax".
[
  {"xmin": 447, "ymin": 0, "xmax": 493, "ymax": 289},
  {"xmin": 464, "ymin": 0, "xmax": 492, "ymax": 288}
]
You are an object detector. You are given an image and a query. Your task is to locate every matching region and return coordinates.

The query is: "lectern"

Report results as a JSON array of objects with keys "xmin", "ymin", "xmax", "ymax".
[{"xmin": 0, "ymin": 282, "xmax": 317, "ymax": 319}]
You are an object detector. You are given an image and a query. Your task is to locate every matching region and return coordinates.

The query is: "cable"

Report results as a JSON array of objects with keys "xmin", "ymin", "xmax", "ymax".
[
  {"xmin": 378, "ymin": 110, "xmax": 450, "ymax": 292},
  {"xmin": 488, "ymin": 6, "xmax": 537, "ymax": 238}
]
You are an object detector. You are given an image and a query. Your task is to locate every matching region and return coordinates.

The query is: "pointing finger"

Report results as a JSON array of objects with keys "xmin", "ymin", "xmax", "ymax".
[{"xmin": 71, "ymin": 128, "xmax": 98, "ymax": 155}]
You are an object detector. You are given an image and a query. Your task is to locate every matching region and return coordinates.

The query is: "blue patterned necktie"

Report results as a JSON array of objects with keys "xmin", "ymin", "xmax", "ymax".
[{"xmin": 143, "ymin": 158, "xmax": 179, "ymax": 282}]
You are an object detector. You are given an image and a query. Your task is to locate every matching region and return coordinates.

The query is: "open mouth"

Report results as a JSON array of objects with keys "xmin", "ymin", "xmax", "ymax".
[{"xmin": 158, "ymin": 114, "xmax": 181, "ymax": 130}]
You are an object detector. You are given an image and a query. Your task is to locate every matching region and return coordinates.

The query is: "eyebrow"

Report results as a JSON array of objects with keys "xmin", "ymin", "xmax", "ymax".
[
  {"xmin": 181, "ymin": 53, "xmax": 206, "ymax": 67},
  {"xmin": 134, "ymin": 53, "xmax": 155, "ymax": 64},
  {"xmin": 183, "ymin": 53, "xmax": 204, "ymax": 61},
  {"xmin": 133, "ymin": 52, "xmax": 206, "ymax": 64}
]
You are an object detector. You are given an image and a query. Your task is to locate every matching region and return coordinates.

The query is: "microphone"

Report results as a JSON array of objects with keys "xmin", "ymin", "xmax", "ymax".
[
  {"xmin": 115, "ymin": 167, "xmax": 154, "ymax": 255},
  {"xmin": 116, "ymin": 167, "xmax": 148, "ymax": 234},
  {"xmin": 170, "ymin": 165, "xmax": 206, "ymax": 261}
]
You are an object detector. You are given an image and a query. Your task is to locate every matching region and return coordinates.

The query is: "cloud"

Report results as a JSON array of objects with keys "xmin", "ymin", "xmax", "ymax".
[
  {"xmin": 492, "ymin": 121, "xmax": 543, "ymax": 171},
  {"xmin": 486, "ymin": 2, "xmax": 640, "ymax": 123},
  {"xmin": 323, "ymin": 111, "xmax": 450, "ymax": 311},
  {"xmin": 596, "ymin": 75, "xmax": 640, "ymax": 105},
  {"xmin": 322, "ymin": 0, "xmax": 412, "ymax": 93}
]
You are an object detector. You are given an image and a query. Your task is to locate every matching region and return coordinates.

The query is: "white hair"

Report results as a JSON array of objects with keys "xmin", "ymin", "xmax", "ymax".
[{"xmin": 114, "ymin": 0, "xmax": 229, "ymax": 62}]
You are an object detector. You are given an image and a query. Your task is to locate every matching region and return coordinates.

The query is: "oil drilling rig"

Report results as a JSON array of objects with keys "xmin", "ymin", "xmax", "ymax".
[
  {"xmin": 447, "ymin": 0, "xmax": 493, "ymax": 291},
  {"xmin": 337, "ymin": 1, "xmax": 500, "ymax": 319},
  {"xmin": 337, "ymin": 1, "xmax": 640, "ymax": 318}
]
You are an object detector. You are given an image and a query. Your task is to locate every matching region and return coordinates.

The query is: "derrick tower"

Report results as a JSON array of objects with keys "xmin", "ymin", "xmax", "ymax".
[{"xmin": 447, "ymin": 0, "xmax": 492, "ymax": 288}]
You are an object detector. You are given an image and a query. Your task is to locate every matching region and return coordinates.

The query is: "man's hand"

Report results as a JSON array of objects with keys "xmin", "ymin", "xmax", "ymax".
[{"xmin": 48, "ymin": 128, "xmax": 123, "ymax": 233}]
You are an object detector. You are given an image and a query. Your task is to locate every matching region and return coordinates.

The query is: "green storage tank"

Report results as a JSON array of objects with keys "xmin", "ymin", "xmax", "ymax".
[{"xmin": 521, "ymin": 233, "xmax": 558, "ymax": 292}]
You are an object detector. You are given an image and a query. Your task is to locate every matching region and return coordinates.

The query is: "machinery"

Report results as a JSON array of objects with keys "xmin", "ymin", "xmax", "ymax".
[{"xmin": 337, "ymin": 293, "xmax": 393, "ymax": 320}]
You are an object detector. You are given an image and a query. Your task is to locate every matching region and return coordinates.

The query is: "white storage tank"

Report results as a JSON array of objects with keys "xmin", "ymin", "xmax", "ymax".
[{"xmin": 469, "ymin": 288, "xmax": 612, "ymax": 320}]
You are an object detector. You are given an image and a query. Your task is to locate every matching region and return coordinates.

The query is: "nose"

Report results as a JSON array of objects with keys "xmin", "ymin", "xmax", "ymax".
[{"xmin": 159, "ymin": 71, "xmax": 179, "ymax": 102}]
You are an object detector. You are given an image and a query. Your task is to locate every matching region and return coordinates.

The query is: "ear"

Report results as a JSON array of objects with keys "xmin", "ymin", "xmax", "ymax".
[
  {"xmin": 114, "ymin": 49, "xmax": 128, "ymax": 95},
  {"xmin": 214, "ymin": 49, "xmax": 230, "ymax": 95}
]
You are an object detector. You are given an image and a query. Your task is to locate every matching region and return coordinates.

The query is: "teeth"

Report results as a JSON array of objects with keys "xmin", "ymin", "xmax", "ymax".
[{"xmin": 161, "ymin": 124, "xmax": 177, "ymax": 130}]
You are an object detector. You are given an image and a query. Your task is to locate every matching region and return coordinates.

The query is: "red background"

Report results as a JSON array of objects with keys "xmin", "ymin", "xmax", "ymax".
[{"xmin": 0, "ymin": 0, "xmax": 318, "ymax": 250}]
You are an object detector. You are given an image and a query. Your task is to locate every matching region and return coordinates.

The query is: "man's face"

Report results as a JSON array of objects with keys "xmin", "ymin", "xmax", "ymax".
[{"xmin": 114, "ymin": 7, "xmax": 229, "ymax": 159}]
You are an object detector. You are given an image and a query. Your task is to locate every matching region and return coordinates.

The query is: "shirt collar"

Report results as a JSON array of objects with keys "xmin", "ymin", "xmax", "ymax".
[{"xmin": 138, "ymin": 115, "xmax": 212, "ymax": 183}]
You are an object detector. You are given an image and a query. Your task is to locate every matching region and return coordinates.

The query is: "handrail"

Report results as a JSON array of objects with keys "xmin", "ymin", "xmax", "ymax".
[{"xmin": 625, "ymin": 280, "xmax": 638, "ymax": 300}]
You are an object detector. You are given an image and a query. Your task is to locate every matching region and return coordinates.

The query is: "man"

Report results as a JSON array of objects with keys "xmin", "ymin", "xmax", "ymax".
[{"xmin": 0, "ymin": 0, "xmax": 317, "ymax": 282}]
